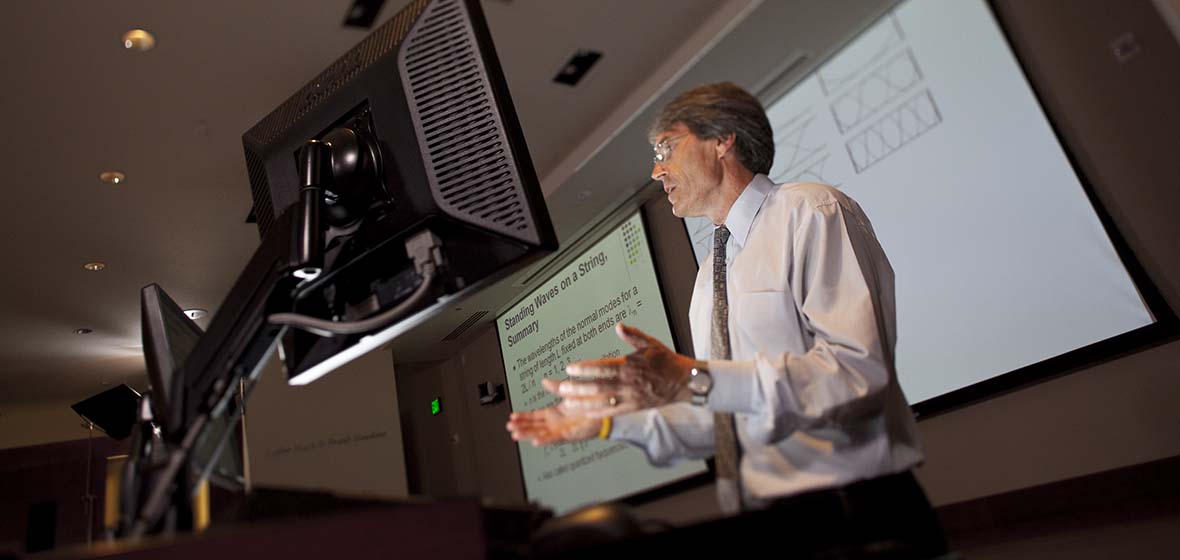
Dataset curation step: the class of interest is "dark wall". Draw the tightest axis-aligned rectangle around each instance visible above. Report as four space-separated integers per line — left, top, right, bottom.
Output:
0 437 126 554
245 350 408 499
396 325 525 506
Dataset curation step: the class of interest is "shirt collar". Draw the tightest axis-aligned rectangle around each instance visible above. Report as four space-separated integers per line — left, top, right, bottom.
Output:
721 173 775 248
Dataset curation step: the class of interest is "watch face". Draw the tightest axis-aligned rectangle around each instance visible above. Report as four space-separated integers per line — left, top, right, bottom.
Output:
689 367 713 395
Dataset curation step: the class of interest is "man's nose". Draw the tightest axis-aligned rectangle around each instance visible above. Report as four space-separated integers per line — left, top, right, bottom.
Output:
651 162 667 181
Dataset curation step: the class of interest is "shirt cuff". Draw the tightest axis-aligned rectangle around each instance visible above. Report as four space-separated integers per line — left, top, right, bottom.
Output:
706 359 757 413
607 410 649 442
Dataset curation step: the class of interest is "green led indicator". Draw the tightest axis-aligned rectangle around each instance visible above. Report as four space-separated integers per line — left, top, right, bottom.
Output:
431 398 442 415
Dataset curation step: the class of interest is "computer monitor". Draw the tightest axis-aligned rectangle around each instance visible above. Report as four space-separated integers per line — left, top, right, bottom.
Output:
241 0 556 386
70 384 141 441
141 284 244 490
141 284 202 435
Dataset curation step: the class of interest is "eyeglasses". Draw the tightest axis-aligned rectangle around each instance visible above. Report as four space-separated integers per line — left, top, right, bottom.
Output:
652 133 691 164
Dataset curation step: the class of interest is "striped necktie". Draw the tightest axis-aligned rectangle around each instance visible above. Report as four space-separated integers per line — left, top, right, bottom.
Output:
712 225 744 514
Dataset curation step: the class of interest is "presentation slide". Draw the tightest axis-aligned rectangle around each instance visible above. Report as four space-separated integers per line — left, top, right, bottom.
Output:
685 0 1155 404
498 213 706 514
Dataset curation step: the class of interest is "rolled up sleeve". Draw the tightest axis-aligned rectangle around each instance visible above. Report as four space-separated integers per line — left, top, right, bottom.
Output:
609 403 716 467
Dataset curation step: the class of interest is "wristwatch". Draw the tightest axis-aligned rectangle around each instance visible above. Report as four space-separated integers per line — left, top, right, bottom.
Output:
687 362 713 406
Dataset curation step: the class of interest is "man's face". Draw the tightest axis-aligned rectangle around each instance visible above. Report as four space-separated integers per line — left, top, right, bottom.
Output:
650 123 723 219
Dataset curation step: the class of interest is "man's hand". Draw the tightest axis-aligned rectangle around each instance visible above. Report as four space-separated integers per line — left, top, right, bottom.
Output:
506 406 602 446
545 323 696 419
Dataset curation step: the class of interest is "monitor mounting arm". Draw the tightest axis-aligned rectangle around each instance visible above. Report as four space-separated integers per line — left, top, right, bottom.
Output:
293 140 331 282
124 137 443 539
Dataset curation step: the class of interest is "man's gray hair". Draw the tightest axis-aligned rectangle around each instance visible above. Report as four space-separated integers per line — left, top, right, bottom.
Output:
649 82 775 175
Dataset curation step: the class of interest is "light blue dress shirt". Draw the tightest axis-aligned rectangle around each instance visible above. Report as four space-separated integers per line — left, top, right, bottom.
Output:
611 173 923 507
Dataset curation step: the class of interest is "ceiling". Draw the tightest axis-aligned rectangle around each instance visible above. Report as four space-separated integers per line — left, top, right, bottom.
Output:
0 0 890 407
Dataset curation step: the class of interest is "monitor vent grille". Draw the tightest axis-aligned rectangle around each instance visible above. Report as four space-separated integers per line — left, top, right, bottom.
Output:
244 0 431 147
401 0 532 239
244 148 275 238
441 310 488 342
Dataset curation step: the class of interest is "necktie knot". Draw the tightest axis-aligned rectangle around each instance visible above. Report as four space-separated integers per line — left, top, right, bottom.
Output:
713 226 731 252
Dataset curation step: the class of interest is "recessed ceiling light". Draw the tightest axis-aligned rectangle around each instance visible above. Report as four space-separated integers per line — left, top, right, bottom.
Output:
183 308 207 320
83 262 106 271
74 328 94 335
122 29 156 51
99 171 126 185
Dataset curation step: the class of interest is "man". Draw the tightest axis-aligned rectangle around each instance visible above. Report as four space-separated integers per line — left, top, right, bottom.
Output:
506 82 945 556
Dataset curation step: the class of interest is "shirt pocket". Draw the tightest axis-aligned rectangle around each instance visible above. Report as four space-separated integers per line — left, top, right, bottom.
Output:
730 290 802 356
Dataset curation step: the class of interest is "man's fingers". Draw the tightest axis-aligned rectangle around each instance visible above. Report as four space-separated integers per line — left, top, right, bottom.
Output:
616 322 652 350
507 420 567 447
507 419 546 432
508 410 551 424
507 409 556 431
541 377 562 396
558 399 629 420
552 378 617 398
566 357 623 379
507 416 543 430
542 376 613 398
508 410 542 421
557 389 630 418
512 429 555 446
507 419 554 443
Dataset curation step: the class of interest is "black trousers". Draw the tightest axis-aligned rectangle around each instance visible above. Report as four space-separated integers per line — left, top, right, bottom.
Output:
580 471 948 559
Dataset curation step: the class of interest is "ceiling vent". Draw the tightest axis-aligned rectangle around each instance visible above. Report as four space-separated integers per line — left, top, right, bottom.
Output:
442 310 489 342
553 50 602 86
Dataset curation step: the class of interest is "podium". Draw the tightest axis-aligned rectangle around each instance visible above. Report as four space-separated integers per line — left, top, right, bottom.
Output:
49 491 544 560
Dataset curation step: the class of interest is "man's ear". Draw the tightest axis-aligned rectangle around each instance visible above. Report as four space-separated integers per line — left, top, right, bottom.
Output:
715 132 736 159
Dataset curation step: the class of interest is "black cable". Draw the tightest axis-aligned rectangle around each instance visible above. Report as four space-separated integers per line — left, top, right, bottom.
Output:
267 263 437 336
